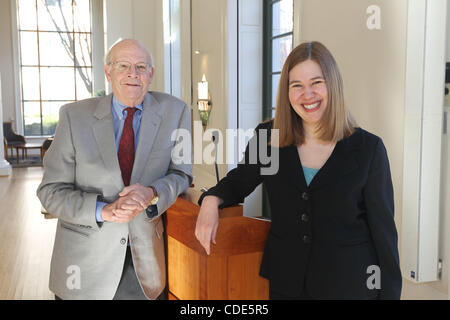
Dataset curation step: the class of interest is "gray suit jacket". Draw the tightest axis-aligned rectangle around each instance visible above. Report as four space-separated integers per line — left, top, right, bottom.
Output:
37 92 193 300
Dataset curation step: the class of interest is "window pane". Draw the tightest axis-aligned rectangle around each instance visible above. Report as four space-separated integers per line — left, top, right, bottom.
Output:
17 0 37 30
40 67 75 100
37 0 73 32
74 33 92 67
21 67 41 100
23 102 41 136
42 101 63 135
272 35 292 72
74 0 91 32
39 31 74 66
76 67 93 99
272 73 280 109
39 32 73 66
20 32 38 65
272 0 293 37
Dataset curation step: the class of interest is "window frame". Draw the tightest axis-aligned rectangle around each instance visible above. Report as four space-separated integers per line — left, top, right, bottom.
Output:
15 0 93 137
262 0 294 122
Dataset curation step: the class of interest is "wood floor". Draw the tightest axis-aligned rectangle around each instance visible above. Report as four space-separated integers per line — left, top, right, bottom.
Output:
0 167 56 300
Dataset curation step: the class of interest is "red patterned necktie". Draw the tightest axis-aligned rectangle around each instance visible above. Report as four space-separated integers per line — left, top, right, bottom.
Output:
118 107 137 186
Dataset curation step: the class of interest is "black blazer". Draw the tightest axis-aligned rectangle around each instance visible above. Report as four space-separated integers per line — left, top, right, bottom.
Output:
199 121 402 299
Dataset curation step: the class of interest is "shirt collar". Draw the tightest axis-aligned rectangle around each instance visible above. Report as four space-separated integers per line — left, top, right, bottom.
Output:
112 95 143 120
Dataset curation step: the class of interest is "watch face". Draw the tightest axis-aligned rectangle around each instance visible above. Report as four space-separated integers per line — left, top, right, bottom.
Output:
146 205 158 219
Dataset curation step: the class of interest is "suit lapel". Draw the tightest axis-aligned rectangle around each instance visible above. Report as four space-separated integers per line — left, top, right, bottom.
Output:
130 92 163 184
308 130 360 191
284 145 308 192
92 94 124 190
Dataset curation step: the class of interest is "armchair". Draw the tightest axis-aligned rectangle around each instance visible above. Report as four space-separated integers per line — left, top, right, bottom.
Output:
3 122 25 161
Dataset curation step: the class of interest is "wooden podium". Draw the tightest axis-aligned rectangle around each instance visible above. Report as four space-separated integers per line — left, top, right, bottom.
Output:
166 190 270 300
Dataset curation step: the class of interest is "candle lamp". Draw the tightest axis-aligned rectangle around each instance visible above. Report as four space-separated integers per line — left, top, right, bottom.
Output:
197 74 212 129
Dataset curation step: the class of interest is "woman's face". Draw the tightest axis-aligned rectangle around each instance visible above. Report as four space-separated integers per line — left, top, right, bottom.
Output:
288 59 328 126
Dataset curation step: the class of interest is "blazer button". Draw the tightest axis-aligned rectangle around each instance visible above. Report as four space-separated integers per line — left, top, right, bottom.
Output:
301 192 309 201
301 214 309 222
303 235 311 244
120 238 127 245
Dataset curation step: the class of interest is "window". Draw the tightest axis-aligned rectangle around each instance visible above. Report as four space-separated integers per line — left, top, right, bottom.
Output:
16 0 93 136
263 0 294 121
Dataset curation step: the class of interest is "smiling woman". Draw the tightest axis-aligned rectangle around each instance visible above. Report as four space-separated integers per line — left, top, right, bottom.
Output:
273 41 356 146
195 41 402 300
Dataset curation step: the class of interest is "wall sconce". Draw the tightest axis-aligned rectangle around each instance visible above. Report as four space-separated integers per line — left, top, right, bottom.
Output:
198 74 212 129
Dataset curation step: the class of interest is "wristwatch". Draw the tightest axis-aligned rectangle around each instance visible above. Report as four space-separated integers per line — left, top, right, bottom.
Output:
146 186 159 219
149 186 159 205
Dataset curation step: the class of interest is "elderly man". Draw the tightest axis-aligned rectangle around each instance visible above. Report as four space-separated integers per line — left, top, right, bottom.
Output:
37 39 192 300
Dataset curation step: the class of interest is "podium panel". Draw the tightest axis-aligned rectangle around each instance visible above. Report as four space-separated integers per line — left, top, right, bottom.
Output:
166 195 270 300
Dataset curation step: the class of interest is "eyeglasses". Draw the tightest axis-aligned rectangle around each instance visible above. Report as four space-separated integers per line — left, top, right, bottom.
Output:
109 61 152 74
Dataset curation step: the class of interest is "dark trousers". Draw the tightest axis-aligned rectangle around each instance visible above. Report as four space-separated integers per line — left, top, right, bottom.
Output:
56 246 167 300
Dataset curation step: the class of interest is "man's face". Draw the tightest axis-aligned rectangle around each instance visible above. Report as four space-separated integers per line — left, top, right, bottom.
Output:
104 42 154 107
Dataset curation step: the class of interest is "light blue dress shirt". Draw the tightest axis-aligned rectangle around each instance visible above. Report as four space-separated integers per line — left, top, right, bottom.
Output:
95 96 143 222
302 165 319 186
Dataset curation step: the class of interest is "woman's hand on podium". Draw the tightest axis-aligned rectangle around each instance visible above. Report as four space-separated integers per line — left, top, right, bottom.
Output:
195 195 222 255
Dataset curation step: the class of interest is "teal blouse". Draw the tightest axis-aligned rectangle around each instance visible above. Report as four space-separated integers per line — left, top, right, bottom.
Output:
302 165 319 186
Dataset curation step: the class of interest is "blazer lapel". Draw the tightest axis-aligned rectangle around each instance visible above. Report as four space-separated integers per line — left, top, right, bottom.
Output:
130 92 163 184
92 94 124 190
308 130 361 191
284 145 308 192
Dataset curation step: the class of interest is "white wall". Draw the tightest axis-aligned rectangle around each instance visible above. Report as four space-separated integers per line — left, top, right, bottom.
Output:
103 0 165 93
446 0 450 107
0 0 16 129
162 0 192 104
91 0 105 94
447 1 450 61
0 74 12 176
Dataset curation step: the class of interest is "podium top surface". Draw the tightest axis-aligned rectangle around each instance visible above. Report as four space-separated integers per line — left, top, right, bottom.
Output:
167 188 270 257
